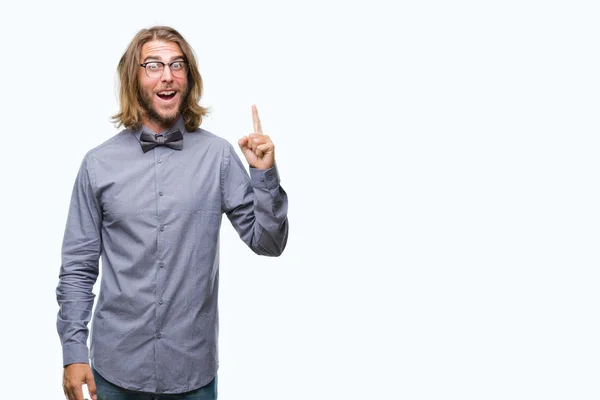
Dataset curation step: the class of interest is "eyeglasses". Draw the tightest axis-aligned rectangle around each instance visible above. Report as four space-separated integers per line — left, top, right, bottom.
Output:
139 61 188 79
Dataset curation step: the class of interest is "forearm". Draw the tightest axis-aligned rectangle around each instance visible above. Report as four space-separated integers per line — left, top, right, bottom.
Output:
56 257 100 366
249 166 289 256
224 162 289 257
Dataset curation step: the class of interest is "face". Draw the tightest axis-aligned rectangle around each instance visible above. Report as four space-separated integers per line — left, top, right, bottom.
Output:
138 40 189 133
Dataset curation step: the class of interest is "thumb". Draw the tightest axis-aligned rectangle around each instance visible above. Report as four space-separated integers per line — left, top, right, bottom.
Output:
86 369 97 400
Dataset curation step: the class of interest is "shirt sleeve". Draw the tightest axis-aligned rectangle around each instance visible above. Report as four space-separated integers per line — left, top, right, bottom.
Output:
56 154 102 366
221 144 289 256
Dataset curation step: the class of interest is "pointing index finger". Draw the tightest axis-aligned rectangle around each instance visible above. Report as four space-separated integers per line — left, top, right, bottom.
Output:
252 104 263 134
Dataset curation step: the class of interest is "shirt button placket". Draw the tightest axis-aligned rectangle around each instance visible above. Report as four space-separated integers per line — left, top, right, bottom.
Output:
155 149 166 347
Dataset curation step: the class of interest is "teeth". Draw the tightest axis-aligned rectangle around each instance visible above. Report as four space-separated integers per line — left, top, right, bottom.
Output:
158 91 175 96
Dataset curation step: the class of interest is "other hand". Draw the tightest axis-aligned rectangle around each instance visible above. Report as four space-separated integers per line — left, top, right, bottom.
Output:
63 363 96 400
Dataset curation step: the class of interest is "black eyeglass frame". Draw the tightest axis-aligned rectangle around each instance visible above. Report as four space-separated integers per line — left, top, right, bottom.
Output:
139 61 189 78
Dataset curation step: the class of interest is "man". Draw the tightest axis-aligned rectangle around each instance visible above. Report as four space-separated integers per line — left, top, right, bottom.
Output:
56 26 289 400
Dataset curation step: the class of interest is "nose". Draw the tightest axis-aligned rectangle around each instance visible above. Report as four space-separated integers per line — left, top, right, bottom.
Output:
161 65 174 82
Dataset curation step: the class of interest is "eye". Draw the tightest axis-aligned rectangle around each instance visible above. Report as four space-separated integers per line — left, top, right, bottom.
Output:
146 62 161 70
171 62 184 70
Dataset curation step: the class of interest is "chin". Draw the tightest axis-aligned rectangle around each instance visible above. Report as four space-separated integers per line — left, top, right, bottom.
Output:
159 110 179 121
158 102 183 118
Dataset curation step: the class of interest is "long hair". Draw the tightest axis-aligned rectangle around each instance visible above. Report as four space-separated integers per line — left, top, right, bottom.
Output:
111 26 208 131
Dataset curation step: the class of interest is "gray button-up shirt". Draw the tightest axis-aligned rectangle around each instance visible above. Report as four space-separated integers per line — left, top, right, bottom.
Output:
56 117 289 394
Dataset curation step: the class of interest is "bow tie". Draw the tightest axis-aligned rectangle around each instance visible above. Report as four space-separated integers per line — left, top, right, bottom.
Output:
139 129 184 153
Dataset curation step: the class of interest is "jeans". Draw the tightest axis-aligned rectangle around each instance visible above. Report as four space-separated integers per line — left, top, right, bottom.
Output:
92 368 217 400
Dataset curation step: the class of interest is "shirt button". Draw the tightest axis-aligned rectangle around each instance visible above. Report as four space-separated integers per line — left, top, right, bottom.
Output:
159 262 164 268
158 299 164 305
157 158 163 163
156 333 162 339
160 226 165 231
159 191 164 196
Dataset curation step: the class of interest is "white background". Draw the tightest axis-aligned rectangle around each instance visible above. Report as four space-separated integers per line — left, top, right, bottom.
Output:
1 0 599 399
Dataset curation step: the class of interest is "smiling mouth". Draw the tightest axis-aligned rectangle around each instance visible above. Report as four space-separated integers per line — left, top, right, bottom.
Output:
157 90 176 100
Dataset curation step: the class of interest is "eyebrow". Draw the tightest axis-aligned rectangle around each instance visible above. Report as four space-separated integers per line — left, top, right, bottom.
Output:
142 55 186 63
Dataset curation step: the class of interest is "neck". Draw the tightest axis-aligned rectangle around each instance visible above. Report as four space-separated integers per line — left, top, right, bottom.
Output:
141 114 180 135
142 120 169 134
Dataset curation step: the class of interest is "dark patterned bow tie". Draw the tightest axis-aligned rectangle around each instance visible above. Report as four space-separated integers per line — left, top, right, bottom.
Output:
139 129 184 153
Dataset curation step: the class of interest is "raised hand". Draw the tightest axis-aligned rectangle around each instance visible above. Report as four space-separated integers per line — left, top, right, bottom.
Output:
238 104 275 170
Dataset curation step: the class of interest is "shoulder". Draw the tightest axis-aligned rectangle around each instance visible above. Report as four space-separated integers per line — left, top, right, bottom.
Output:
186 127 236 153
83 129 136 161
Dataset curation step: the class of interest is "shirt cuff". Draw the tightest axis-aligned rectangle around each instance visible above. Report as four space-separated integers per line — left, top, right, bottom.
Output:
250 165 280 189
62 343 90 367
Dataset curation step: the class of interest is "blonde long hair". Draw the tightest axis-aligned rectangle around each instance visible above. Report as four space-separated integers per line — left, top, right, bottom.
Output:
111 26 208 131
